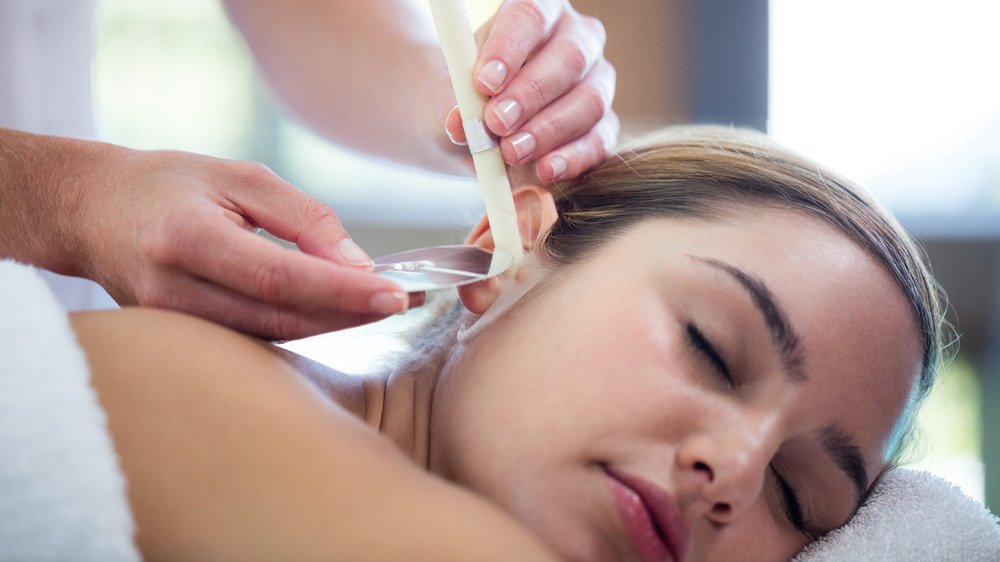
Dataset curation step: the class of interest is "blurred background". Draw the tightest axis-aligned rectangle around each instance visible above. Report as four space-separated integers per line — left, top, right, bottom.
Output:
92 0 999 515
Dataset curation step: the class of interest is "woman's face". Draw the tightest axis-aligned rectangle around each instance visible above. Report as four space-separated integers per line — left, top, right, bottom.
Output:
428 209 922 562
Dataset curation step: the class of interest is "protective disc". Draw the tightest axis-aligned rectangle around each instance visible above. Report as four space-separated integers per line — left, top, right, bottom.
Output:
373 245 513 292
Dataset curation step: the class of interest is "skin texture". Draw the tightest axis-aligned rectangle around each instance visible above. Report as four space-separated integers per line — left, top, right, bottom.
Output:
2 0 617 340
72 307 557 562
0 129 413 340
432 207 923 561
69 194 923 561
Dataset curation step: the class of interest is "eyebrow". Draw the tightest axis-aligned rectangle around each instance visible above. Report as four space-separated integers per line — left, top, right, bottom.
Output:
691 257 807 381
817 424 870 509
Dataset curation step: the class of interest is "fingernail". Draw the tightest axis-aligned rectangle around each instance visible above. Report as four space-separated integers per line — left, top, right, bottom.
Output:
444 105 467 146
337 238 372 267
408 292 426 309
509 132 536 163
492 99 522 134
548 156 567 181
370 291 407 315
478 60 507 94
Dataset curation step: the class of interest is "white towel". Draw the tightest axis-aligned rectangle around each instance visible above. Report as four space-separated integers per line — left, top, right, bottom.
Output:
793 465 1000 560
1 259 997 560
0 260 139 562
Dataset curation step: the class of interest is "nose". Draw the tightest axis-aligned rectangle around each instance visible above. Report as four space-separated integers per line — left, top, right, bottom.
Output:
675 422 779 524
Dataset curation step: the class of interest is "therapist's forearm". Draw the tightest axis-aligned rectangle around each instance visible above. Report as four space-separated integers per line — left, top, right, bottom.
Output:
223 0 472 175
0 128 108 275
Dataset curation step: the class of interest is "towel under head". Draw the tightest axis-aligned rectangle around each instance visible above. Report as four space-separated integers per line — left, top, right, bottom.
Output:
794 467 1000 561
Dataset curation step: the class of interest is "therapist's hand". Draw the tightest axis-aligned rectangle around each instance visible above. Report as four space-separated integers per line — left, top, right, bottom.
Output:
83 148 418 341
443 0 619 183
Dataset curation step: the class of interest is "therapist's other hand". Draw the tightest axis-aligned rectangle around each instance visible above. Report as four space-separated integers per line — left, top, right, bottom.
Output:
444 0 619 183
86 149 416 341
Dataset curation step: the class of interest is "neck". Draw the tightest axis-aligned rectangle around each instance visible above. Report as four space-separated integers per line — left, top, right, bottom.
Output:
367 349 449 468
269 342 447 468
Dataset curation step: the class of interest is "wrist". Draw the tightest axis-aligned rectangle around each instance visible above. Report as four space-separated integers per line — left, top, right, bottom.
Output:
0 128 124 277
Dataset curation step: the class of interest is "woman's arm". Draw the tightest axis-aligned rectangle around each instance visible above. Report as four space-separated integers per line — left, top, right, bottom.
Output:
72 308 556 561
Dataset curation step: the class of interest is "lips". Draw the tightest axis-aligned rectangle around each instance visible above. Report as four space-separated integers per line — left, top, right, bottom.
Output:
605 466 691 562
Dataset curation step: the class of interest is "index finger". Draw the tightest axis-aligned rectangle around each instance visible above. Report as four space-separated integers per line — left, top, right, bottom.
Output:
223 162 373 268
191 221 409 316
474 0 563 95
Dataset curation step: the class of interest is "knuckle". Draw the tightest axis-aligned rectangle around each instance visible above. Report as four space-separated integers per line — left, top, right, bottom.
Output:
600 58 618 93
139 217 186 268
260 310 304 342
136 281 189 314
583 14 607 45
244 160 276 179
580 84 607 123
131 282 161 308
586 113 620 159
535 110 567 145
604 111 622 145
588 58 617 102
521 74 548 108
599 116 620 156
252 261 294 303
559 37 590 80
230 160 279 187
303 197 341 229
510 0 549 36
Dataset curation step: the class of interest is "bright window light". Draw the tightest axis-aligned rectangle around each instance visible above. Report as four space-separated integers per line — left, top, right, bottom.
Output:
769 0 1000 236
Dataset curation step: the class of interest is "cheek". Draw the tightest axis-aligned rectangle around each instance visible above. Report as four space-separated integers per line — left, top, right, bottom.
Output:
690 500 810 562
702 526 809 561
431 288 677 469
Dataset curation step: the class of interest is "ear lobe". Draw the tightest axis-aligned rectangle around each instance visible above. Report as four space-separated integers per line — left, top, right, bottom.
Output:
456 275 502 315
458 185 558 314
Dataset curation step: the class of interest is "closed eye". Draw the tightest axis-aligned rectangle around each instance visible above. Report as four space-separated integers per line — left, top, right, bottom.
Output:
770 464 817 540
686 323 733 386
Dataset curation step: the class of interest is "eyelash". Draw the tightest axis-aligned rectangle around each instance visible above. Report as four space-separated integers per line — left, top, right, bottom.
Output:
771 465 816 539
685 323 734 386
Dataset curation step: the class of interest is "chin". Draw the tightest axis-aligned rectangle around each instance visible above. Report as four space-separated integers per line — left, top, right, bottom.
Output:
525 520 618 562
550 540 613 562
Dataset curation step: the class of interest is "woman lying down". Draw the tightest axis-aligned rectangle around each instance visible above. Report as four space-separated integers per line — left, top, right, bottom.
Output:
71 125 948 561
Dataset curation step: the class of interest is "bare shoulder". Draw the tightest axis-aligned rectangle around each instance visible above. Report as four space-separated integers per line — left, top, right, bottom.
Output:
70 308 555 561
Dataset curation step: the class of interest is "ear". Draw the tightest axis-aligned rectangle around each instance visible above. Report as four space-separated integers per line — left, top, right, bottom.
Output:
458 185 558 314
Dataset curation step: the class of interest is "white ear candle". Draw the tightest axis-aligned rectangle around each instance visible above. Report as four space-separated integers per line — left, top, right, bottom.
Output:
428 0 525 267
